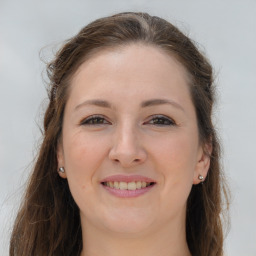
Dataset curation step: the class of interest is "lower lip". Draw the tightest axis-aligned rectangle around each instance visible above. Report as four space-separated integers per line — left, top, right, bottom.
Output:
101 184 156 198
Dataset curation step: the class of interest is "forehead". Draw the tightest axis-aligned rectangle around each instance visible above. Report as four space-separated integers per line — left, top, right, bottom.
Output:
68 44 192 106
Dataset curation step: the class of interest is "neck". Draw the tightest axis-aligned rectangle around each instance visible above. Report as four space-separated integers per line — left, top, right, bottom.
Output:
80 216 191 256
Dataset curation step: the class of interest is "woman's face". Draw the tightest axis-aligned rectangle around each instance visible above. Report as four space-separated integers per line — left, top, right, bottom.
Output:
57 44 210 235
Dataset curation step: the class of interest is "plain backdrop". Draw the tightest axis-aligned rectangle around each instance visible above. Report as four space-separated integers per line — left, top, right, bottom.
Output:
0 0 256 255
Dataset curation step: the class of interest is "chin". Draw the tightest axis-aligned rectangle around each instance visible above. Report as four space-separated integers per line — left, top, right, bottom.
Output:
104 221 154 236
99 209 156 235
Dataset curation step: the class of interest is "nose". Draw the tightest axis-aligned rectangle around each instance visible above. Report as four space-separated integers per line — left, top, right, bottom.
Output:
109 123 147 168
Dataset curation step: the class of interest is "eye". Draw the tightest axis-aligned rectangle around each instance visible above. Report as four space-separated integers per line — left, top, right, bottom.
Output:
146 115 176 126
80 115 110 125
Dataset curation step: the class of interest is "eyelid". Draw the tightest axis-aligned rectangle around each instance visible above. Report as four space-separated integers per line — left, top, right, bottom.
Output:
79 114 176 126
144 114 176 126
80 114 111 125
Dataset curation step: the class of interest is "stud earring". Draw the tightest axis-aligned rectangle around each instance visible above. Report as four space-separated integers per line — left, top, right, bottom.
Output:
59 167 65 173
198 174 204 181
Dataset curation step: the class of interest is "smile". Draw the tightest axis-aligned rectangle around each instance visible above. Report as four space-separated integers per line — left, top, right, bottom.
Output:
100 175 156 198
102 181 155 190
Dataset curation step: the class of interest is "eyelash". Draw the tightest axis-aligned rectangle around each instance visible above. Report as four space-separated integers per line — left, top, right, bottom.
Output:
80 115 110 125
146 115 176 126
80 115 176 126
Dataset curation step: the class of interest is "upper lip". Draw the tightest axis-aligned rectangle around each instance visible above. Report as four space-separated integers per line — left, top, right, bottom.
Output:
100 174 156 183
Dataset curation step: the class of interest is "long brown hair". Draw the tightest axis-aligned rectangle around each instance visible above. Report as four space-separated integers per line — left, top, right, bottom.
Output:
10 12 229 256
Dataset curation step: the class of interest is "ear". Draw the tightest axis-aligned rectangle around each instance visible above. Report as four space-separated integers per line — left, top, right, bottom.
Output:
193 142 212 185
57 141 67 179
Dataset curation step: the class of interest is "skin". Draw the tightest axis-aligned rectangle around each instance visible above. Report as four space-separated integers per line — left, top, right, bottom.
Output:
57 44 210 256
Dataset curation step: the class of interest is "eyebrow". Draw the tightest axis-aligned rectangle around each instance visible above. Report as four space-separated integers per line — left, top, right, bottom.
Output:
140 99 184 112
75 99 112 110
74 98 184 112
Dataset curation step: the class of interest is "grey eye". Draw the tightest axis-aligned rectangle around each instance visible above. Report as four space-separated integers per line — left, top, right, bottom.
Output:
148 115 176 126
81 115 110 125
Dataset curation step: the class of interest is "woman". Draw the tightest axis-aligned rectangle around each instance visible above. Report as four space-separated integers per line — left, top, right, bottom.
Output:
10 12 229 256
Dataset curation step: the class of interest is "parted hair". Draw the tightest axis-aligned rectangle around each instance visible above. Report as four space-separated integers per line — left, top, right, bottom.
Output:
10 12 229 256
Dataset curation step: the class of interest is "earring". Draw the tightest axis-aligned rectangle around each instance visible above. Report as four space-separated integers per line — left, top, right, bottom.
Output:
59 167 65 173
198 174 204 181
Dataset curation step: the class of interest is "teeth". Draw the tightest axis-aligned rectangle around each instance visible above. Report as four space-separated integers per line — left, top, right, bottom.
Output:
136 181 142 189
104 181 153 190
141 181 147 188
114 181 119 189
119 182 128 190
127 182 136 190
107 181 114 188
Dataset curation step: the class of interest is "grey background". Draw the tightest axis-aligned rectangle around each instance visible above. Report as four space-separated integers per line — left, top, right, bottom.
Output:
0 0 255 255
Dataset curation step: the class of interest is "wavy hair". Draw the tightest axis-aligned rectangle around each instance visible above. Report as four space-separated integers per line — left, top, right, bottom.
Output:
10 12 229 256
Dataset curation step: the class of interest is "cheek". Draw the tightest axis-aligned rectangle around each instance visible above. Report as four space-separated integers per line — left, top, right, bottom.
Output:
62 131 108 184
62 131 109 211
153 132 197 169
149 132 198 192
